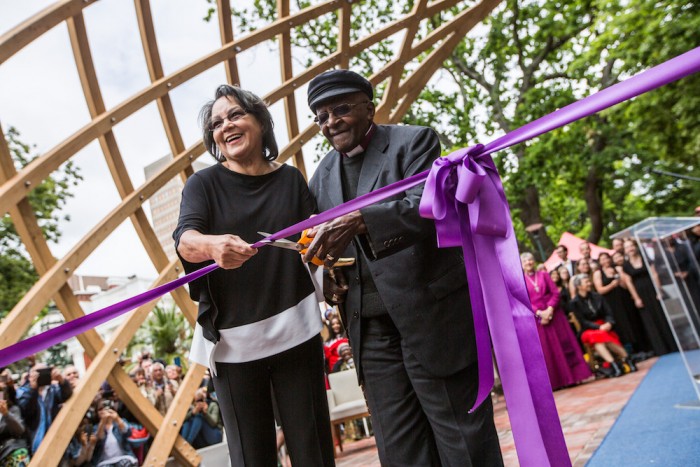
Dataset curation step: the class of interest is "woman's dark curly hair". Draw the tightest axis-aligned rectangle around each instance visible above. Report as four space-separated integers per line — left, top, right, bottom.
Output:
199 85 278 162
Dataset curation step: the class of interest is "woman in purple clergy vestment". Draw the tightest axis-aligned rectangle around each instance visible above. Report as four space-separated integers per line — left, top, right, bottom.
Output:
521 253 592 389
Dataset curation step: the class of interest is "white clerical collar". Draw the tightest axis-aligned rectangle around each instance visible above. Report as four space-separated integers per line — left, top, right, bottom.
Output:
342 123 376 158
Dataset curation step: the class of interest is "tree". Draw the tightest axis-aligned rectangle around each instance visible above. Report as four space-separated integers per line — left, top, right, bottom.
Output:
0 127 82 317
204 0 700 253
128 302 192 368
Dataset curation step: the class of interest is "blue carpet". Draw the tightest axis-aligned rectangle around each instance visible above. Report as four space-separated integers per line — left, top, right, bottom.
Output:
587 352 700 466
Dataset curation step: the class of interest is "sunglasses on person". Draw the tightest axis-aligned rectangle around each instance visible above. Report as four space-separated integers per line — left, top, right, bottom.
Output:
314 101 369 126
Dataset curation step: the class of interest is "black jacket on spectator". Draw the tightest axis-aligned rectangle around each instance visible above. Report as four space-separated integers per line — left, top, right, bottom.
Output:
570 292 616 333
0 404 28 461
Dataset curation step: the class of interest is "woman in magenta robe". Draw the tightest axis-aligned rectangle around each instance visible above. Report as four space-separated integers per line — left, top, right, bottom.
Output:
521 253 592 389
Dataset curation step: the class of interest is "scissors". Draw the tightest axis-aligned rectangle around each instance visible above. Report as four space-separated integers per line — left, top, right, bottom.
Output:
258 231 325 266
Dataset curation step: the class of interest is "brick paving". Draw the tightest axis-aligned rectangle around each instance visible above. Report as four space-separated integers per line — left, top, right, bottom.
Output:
332 358 655 466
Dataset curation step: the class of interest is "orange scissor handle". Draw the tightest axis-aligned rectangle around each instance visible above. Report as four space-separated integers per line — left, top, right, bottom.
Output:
299 229 324 266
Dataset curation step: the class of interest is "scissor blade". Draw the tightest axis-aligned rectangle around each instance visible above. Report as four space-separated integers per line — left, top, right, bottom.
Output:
257 232 301 251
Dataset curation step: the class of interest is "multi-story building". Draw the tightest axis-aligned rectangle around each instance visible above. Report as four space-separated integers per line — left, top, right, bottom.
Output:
143 155 210 259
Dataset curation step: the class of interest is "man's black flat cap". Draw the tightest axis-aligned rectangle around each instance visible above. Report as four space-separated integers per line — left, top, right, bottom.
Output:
307 69 373 112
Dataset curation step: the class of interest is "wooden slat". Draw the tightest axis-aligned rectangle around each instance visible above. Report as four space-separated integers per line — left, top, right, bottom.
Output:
0 142 206 349
29 259 200 467
65 12 197 322
66 14 166 264
1 1 506 465
0 0 483 213
338 0 351 68
143 364 207 466
0 126 106 358
0 0 341 213
216 0 240 85
375 0 428 123
133 0 190 177
0 0 98 65
277 0 307 178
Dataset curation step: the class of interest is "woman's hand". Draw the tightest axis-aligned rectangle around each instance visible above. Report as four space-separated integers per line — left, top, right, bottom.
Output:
599 322 613 332
208 234 257 269
536 309 552 325
634 297 644 309
0 399 8 416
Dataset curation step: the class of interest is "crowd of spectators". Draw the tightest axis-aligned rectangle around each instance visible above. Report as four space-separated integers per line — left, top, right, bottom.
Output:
0 351 222 466
4 215 698 464
524 223 700 386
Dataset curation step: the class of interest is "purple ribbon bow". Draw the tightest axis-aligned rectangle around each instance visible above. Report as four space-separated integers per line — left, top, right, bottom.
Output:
420 145 569 465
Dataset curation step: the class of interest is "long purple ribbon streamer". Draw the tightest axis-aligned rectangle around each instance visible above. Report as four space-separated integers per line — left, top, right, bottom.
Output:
1 45 699 464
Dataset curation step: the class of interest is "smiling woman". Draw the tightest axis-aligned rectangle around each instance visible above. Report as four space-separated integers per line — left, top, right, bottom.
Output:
172 85 334 466
199 85 277 172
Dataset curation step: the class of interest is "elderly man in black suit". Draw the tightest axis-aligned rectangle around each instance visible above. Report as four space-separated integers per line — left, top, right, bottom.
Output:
303 69 503 466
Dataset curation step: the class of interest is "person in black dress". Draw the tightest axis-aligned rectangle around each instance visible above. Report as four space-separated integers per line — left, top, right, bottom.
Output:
593 252 646 352
174 85 334 466
622 240 677 356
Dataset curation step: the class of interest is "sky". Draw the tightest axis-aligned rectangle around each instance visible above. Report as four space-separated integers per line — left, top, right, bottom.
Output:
0 0 324 279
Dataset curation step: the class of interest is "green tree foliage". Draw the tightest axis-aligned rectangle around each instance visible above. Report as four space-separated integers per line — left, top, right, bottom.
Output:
128 302 192 367
204 0 699 254
0 127 82 317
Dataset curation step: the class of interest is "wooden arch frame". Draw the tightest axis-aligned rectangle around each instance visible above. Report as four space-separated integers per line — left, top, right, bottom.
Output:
0 0 502 465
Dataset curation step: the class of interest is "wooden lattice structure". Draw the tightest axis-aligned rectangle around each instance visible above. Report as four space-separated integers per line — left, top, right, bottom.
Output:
0 0 501 465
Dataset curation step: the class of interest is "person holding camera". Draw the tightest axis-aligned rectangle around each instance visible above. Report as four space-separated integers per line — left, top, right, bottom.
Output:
0 369 30 465
150 363 177 416
91 399 137 467
180 388 223 449
16 363 72 454
62 414 97 467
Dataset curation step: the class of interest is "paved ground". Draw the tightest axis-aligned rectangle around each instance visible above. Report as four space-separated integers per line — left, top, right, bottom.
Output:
329 358 655 467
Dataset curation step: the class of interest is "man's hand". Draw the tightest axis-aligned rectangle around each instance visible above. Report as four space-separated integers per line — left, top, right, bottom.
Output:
28 370 38 390
325 268 349 305
303 211 366 268
51 367 63 384
208 234 257 269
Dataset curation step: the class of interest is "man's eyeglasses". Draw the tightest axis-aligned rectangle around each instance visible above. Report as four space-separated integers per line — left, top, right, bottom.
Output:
314 101 369 127
210 109 247 132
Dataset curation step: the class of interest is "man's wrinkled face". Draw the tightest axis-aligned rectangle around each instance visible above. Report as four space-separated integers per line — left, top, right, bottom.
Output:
316 92 374 154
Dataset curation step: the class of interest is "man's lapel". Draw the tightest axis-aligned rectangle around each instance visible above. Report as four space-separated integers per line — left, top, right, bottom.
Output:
323 151 344 207
357 126 389 196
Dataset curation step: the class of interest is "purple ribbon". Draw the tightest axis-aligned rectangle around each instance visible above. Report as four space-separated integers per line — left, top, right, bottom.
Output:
420 145 567 465
1 45 699 466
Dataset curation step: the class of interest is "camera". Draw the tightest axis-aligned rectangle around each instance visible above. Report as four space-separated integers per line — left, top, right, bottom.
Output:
36 367 53 387
85 407 97 424
100 399 113 411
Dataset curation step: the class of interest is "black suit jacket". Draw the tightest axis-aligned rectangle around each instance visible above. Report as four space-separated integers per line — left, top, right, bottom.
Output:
309 124 476 379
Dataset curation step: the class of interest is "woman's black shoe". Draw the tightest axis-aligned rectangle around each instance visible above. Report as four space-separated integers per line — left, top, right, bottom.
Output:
625 357 638 372
610 361 624 378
